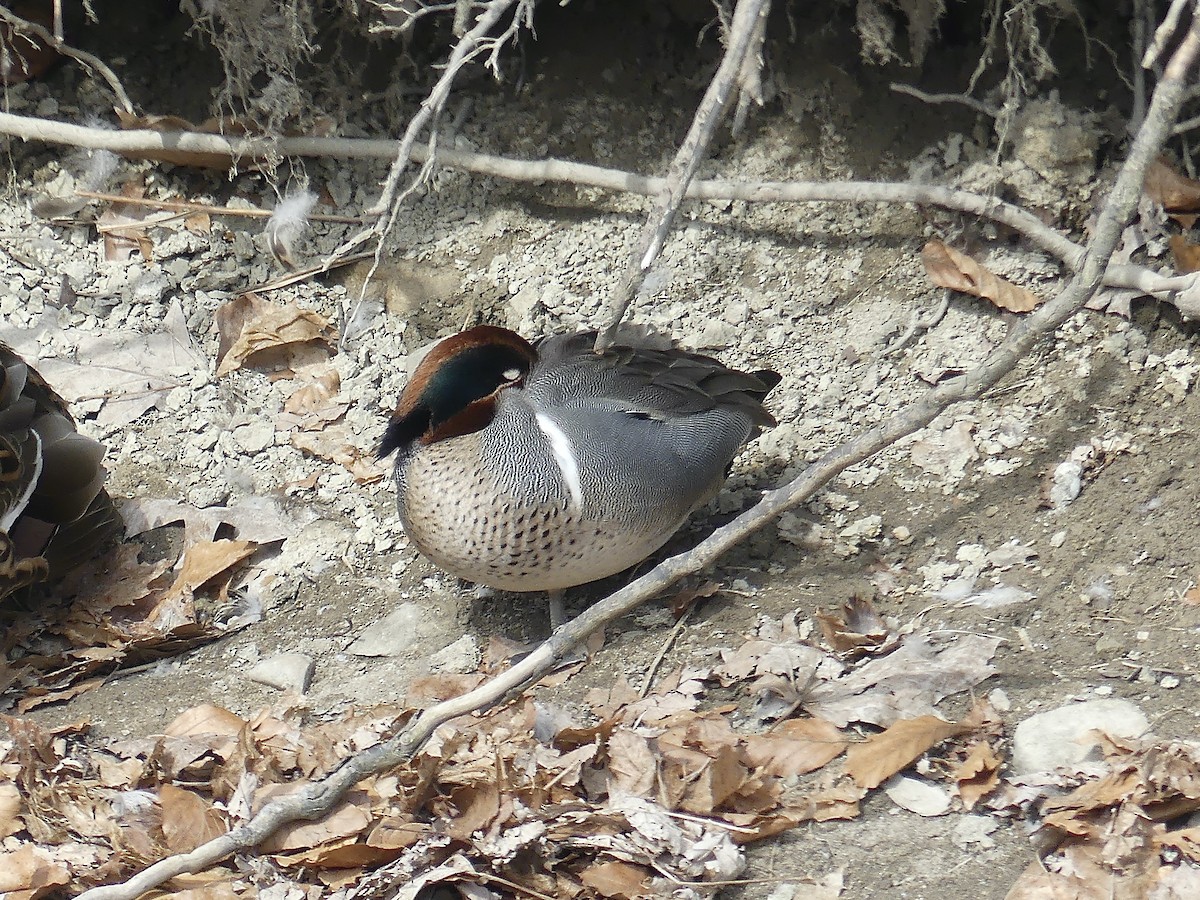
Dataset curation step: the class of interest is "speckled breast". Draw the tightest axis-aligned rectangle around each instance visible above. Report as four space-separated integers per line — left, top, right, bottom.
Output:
395 435 680 592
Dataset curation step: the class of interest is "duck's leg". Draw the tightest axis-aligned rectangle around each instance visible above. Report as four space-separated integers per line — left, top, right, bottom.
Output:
548 590 567 631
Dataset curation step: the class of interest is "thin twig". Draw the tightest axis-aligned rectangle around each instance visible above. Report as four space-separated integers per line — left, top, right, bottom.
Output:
73 190 365 224
889 83 1002 118
335 0 528 343
596 0 772 351
638 606 694 698
75 20 1200 900
883 289 953 357
1143 0 1191 69
0 5 133 114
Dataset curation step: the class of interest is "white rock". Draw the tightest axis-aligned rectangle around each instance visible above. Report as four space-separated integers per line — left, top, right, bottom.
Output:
246 652 315 693
883 775 951 817
428 635 482 674
232 421 275 454
1011 699 1150 774
349 602 428 657
953 815 999 849
988 688 1012 712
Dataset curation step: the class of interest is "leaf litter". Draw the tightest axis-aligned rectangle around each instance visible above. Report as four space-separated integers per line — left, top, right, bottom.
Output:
0 597 1017 896
7 592 1193 896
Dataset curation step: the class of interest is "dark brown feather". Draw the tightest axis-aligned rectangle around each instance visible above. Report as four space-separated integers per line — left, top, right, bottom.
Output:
0 343 120 601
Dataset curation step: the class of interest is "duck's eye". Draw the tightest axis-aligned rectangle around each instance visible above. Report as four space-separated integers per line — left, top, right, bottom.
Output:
502 367 522 382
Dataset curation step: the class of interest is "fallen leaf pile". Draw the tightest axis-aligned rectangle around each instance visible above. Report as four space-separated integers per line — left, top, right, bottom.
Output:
1 493 302 713
996 735 1200 897
0 600 1012 897
0 536 263 713
5 598 1190 897
214 293 385 484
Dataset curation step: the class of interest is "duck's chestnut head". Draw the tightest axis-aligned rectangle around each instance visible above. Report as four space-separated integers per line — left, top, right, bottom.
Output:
378 325 535 458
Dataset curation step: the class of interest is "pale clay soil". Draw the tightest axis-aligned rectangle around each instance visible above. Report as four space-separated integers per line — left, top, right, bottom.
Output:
3 6 1200 899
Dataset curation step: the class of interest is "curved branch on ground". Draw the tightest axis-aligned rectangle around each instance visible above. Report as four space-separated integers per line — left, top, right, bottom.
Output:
73 16 1200 900
1 110 1192 317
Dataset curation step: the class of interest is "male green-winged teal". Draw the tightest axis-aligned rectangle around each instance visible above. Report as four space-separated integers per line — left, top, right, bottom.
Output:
378 326 780 623
0 343 119 602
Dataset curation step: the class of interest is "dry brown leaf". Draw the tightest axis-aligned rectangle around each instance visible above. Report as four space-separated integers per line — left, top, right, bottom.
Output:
580 860 652 899
0 844 71 896
607 730 659 797
669 580 719 619
921 240 1043 313
680 743 748 814
160 540 257 604
407 673 487 702
160 784 228 853
165 881 244 900
0 781 21 839
1003 844 1150 900
165 703 248 739
815 593 896 659
741 718 848 778
215 293 336 378
291 427 387 484
445 780 501 840
845 715 967 789
1144 156 1200 212
184 211 212 234
1169 234 1200 273
284 366 342 415
954 740 1003 810
98 180 155 262
260 797 371 854
271 838 407 870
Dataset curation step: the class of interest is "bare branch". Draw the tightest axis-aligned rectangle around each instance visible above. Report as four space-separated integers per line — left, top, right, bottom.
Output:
595 0 772 351
0 5 133 114
334 0 530 344
889 82 1001 118
72 190 365 223
2 110 1197 315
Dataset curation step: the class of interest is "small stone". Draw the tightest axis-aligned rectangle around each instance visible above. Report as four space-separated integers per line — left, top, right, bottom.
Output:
1049 530 1067 548
883 775 951 817
246 652 314 693
232 421 275 454
1011 699 1150 774
953 815 999 849
1095 634 1123 654
428 635 481 674
349 602 427 657
987 688 1011 712
1161 675 1181 689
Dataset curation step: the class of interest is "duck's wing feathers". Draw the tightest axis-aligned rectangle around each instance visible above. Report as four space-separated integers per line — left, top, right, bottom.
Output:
529 330 779 427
